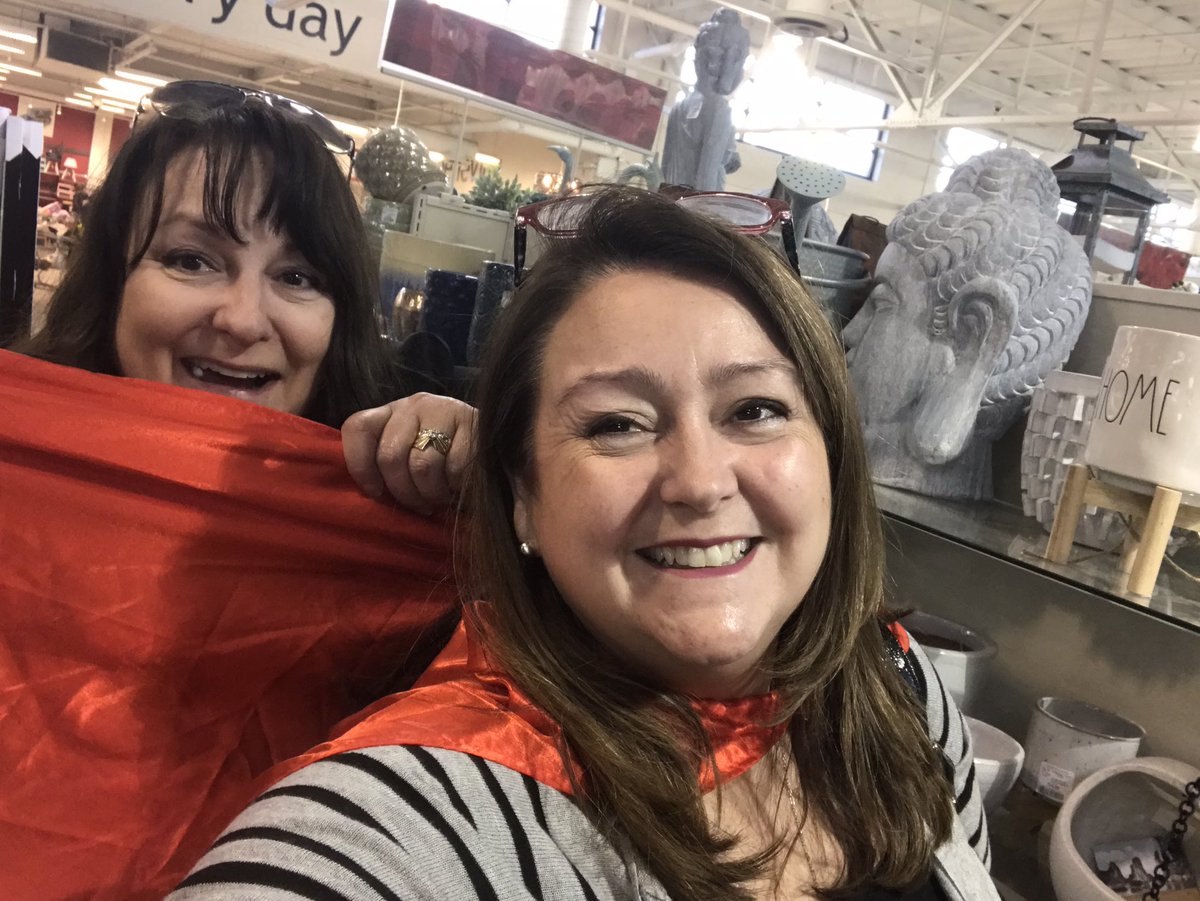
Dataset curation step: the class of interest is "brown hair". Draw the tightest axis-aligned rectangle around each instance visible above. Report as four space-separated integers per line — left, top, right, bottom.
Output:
464 187 952 899
14 95 395 427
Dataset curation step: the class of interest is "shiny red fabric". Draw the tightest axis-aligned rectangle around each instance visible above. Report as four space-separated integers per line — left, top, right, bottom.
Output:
0 350 457 900
261 610 788 799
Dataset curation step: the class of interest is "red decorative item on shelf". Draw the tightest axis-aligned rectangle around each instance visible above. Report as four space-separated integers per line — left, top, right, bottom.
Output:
1137 239 1192 289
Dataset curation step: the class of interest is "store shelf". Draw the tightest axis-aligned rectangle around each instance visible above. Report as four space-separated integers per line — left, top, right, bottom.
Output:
875 483 1200 632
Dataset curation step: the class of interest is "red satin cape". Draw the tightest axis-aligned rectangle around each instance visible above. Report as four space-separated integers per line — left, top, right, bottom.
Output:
258 618 913 799
259 610 790 800
0 350 457 900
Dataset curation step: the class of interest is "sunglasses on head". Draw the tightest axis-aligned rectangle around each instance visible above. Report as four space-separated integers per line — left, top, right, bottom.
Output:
134 80 356 167
513 188 798 285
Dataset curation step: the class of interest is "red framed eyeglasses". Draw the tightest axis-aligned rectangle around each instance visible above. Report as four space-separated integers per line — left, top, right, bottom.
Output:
513 189 798 284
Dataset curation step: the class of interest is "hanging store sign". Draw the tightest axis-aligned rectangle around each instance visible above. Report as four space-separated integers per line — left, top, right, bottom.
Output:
90 0 384 68
380 0 666 151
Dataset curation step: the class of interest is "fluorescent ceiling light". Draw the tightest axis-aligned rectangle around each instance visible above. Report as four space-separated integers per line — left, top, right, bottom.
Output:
99 103 131 115
85 90 139 111
473 152 500 166
74 91 93 100
0 42 27 54
86 86 143 106
0 28 37 45
1194 132 1200 153
427 150 445 163
114 69 169 87
63 97 93 108
0 61 40 76
98 77 150 102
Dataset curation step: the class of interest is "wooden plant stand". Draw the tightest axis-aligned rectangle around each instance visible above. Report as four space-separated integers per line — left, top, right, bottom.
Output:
1045 463 1200 598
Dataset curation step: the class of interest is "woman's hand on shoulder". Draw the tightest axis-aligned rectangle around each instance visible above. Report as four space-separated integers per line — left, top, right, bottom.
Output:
341 393 476 515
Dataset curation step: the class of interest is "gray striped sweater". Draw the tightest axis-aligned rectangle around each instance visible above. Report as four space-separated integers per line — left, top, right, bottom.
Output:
170 639 999 900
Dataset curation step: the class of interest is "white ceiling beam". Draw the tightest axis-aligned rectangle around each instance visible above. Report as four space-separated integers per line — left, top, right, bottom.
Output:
1149 126 1200 195
740 108 1200 132
1079 0 1115 115
919 0 955 115
844 0 916 109
930 0 1050 109
892 0 1153 100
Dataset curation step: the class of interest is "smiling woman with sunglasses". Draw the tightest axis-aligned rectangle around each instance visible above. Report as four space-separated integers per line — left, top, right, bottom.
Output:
15 79 473 509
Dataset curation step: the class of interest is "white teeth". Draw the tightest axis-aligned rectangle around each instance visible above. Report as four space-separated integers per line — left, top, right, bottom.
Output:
188 361 273 382
647 539 750 569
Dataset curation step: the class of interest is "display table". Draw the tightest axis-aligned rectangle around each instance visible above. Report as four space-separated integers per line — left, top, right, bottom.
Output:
990 784 1060 900
878 485 1200 899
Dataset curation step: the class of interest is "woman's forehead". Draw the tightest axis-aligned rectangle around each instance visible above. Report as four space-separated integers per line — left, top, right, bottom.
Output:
134 148 284 247
538 270 797 394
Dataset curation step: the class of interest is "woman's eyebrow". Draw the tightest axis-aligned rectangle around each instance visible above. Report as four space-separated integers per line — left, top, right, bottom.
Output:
556 367 668 408
153 213 231 239
706 358 797 386
555 358 798 409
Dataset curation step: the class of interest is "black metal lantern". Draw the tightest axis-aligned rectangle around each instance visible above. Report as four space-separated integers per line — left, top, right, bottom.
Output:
1051 118 1169 285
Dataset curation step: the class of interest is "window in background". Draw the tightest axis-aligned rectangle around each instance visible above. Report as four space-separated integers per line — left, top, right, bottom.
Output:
1150 199 1199 253
934 127 1004 191
435 0 566 48
588 2 604 51
731 36 888 181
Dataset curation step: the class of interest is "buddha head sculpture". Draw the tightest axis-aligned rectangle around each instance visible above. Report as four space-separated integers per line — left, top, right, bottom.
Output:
693 8 750 97
844 148 1093 499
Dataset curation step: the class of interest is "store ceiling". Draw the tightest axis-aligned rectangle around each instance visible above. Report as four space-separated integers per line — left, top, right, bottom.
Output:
0 0 1196 203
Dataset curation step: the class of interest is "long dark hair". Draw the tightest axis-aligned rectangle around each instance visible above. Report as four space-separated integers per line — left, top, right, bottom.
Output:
464 187 952 898
16 95 392 427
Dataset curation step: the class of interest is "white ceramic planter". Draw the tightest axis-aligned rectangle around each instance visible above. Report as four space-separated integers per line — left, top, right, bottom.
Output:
1050 756 1200 901
964 716 1025 813
1020 697 1144 803
1085 326 1200 501
1020 370 1126 549
899 611 996 714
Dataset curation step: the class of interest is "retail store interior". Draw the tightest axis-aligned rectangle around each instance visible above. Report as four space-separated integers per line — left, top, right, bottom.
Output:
0 1 1198 899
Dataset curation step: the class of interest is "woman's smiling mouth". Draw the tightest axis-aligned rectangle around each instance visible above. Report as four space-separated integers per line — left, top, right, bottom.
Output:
180 357 281 392
638 538 759 570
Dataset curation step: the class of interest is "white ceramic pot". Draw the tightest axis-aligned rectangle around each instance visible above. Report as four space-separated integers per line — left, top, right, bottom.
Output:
1020 370 1127 549
1085 326 1200 499
964 716 1025 813
898 612 996 714
1020 698 1145 803
1050 756 1200 901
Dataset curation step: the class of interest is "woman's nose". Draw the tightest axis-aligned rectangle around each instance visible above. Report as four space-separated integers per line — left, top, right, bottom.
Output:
657 424 738 513
210 276 272 344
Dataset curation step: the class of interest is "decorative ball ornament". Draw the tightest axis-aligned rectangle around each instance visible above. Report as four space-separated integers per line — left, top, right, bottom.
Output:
354 125 447 202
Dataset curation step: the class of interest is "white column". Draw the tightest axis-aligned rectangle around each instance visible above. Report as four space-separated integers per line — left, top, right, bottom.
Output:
559 0 592 53
88 111 113 182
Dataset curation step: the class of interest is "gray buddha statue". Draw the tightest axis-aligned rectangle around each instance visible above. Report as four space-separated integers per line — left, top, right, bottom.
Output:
844 148 1093 500
662 8 749 191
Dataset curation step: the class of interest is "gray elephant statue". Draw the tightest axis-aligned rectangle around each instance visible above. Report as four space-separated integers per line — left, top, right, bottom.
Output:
662 8 749 191
844 148 1093 500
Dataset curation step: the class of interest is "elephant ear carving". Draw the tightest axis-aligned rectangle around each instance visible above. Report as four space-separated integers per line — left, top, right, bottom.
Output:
909 277 1019 465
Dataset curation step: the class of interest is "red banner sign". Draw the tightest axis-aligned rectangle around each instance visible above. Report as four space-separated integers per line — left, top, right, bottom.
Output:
381 0 666 150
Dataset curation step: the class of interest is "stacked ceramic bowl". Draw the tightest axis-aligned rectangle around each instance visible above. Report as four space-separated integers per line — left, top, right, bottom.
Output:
796 239 872 331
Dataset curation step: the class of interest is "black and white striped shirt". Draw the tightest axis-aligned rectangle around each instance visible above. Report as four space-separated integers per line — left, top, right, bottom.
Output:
171 640 996 901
